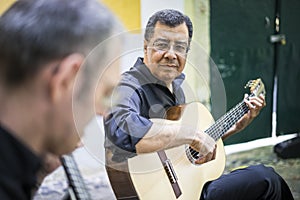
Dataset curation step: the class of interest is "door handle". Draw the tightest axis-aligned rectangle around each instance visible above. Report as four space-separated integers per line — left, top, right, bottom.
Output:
270 34 286 45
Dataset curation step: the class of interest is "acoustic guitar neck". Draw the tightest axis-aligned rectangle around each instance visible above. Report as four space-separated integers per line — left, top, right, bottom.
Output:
60 154 91 200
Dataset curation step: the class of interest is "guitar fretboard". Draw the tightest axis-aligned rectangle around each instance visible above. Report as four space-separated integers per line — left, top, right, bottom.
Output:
61 154 91 200
205 99 249 141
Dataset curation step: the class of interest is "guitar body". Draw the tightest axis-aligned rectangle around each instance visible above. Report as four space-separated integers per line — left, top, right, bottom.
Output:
127 102 225 200
106 102 226 200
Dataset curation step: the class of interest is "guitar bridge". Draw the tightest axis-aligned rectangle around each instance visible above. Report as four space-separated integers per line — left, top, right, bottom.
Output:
157 151 182 198
163 159 178 184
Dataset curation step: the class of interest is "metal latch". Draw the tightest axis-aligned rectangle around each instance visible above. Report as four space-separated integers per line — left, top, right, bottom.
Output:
270 34 286 45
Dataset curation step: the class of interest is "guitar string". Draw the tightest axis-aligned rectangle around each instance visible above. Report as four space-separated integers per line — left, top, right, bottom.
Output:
188 100 250 159
209 102 248 140
192 102 248 158
64 157 86 196
186 80 263 159
188 80 265 160
206 102 246 139
188 101 247 158
62 155 91 199
188 102 248 159
207 92 254 140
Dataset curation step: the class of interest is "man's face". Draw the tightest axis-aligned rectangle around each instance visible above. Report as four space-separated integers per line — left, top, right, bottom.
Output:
144 22 189 85
45 50 120 155
95 60 121 116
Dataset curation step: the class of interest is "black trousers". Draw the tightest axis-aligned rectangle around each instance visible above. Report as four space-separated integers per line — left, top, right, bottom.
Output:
200 164 294 200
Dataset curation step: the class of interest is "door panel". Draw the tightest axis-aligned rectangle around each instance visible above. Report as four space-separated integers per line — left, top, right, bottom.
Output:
210 0 275 144
277 0 300 135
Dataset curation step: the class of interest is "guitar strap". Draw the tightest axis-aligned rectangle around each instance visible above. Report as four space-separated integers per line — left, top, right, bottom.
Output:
157 150 182 198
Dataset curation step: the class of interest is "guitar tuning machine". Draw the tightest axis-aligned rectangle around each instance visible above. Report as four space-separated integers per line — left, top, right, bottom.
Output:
245 79 262 93
244 80 254 89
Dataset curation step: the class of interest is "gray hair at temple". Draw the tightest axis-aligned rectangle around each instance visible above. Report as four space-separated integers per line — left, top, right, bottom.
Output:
144 9 193 46
0 0 120 89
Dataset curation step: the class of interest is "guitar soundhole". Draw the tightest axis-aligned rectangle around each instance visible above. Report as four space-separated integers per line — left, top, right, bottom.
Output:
186 146 202 165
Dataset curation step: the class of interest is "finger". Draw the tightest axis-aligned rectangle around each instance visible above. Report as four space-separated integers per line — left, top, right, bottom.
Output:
247 105 260 117
244 98 255 109
195 155 207 164
250 100 263 109
245 99 262 115
212 145 217 160
249 96 264 106
196 147 216 164
250 95 266 108
200 133 216 153
206 152 213 162
259 93 265 100
259 94 267 106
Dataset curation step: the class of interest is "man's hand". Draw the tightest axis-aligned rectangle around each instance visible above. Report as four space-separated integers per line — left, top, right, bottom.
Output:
223 94 266 140
195 145 217 165
190 131 216 164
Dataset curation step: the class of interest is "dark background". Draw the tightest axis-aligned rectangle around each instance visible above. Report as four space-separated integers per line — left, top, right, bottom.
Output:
210 0 300 144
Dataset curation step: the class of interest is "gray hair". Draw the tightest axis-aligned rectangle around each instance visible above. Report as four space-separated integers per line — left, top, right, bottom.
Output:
0 0 119 88
144 9 193 45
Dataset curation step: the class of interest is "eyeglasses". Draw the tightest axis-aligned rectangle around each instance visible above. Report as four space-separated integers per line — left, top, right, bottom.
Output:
152 40 189 55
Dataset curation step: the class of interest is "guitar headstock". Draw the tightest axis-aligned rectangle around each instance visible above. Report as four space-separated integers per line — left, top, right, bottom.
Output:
244 78 266 98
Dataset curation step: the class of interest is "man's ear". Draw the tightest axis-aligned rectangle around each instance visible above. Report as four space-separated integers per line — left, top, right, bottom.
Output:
143 40 148 53
49 53 84 103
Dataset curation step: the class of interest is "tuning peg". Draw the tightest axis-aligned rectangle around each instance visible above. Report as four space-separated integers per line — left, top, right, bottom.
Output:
244 80 254 88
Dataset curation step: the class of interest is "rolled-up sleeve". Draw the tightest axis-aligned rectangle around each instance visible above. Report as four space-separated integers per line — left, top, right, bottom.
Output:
104 83 152 156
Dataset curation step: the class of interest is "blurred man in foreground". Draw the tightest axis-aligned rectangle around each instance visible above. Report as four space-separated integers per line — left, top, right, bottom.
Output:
0 0 120 199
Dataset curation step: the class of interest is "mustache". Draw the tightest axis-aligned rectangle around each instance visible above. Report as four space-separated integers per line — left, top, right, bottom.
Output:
159 61 179 66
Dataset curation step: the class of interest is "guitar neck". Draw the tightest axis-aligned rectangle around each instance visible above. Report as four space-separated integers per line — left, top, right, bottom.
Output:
60 154 91 200
205 100 249 141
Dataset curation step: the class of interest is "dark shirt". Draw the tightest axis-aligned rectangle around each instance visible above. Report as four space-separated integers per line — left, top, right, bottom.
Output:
104 57 185 162
0 125 41 200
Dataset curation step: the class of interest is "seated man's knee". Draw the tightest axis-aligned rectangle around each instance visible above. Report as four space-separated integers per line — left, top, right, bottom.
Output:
248 164 280 183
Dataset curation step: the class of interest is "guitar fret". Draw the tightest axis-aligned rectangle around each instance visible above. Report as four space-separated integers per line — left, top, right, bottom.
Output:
61 154 92 200
205 101 249 141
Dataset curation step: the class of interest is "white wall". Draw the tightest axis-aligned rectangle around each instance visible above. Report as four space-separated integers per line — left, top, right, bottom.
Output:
141 0 185 28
